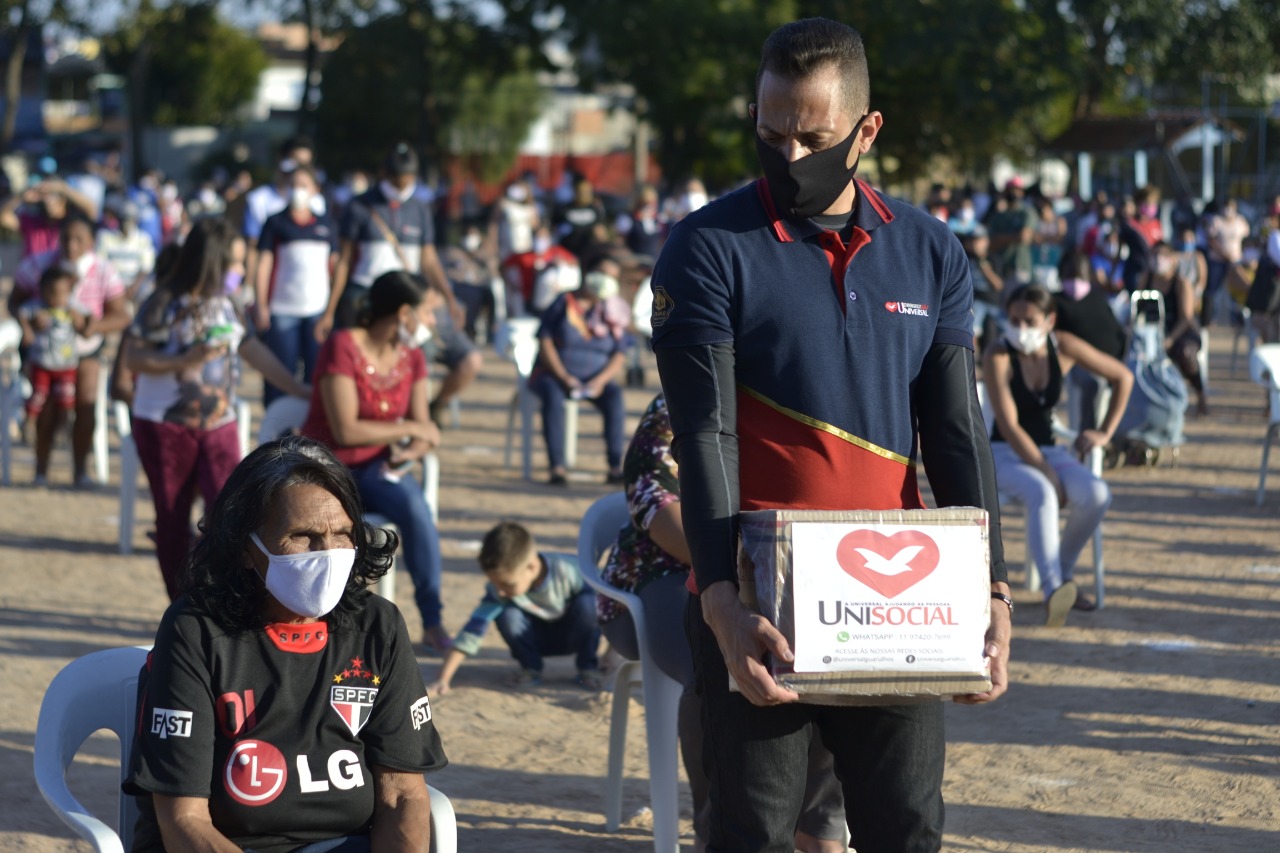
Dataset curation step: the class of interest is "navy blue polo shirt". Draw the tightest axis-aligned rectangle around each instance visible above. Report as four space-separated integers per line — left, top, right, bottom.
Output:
258 209 339 317
340 187 435 287
650 179 974 513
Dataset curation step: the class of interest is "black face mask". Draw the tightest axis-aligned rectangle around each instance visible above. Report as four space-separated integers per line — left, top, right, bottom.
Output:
755 114 868 220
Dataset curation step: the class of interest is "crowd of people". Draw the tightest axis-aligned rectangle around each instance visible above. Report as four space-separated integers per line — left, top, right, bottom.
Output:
4 17 1280 848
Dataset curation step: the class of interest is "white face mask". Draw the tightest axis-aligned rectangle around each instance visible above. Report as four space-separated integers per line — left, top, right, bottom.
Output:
380 179 416 203
583 271 619 300
250 533 355 618
290 187 312 212
532 236 552 254
65 254 93 278
399 319 432 348
462 233 482 253
1006 324 1048 354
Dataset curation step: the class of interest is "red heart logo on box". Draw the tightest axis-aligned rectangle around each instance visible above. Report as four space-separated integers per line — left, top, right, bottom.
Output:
836 529 940 598
884 302 898 312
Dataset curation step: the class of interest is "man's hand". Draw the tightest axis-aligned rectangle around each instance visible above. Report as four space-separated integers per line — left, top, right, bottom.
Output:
701 581 799 707
955 582 1012 705
426 679 451 698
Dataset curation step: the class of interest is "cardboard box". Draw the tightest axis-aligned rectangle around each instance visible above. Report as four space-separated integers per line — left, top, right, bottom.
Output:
735 507 993 704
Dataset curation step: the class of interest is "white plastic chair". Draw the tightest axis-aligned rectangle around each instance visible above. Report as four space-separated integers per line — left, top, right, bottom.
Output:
1248 344 1280 506
496 317 581 480
117 400 251 555
255 396 440 604
34 646 458 853
976 380 1106 607
577 492 681 853
0 318 24 486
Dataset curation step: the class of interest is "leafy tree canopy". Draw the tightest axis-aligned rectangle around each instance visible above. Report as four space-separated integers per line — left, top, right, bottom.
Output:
103 2 267 127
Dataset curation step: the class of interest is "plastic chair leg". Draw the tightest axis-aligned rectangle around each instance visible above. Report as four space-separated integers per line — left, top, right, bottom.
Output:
1258 425 1277 507
92 368 109 484
605 661 639 832
638 657 682 853
503 391 518 469
119 436 138 555
564 399 580 468
520 384 535 481
424 453 440 526
0 386 12 487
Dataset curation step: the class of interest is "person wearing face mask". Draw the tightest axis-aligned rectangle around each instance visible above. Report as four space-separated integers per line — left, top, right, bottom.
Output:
617 184 666 258
125 218 310 598
1130 187 1163 246
124 435 447 853
301 270 452 653
97 198 157 300
530 256 633 485
553 174 608 260
254 165 341 406
649 19 1011 851
1204 197 1251 325
241 136 320 258
985 285 1132 626
1053 251 1128 433
501 224 581 316
11 215 131 486
489 178 541 264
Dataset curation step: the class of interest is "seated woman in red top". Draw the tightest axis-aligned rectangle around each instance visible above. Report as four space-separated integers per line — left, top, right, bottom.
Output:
301 270 451 652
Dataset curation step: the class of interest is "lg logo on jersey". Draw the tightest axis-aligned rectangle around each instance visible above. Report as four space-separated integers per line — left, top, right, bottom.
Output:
223 739 365 806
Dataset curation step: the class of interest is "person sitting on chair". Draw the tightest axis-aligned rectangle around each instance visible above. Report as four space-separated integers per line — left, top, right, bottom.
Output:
984 284 1133 626
529 256 633 485
124 436 447 853
300 270 452 654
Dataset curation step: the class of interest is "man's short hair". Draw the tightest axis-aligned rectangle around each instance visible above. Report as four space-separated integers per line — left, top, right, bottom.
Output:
383 142 420 177
479 522 535 574
38 264 75 294
280 136 314 160
756 18 870 117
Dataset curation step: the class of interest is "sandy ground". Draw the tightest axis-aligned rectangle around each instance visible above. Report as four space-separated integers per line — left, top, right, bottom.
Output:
1 330 1278 852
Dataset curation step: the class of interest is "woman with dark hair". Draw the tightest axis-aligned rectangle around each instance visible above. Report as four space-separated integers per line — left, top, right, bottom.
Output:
124 217 310 599
125 436 447 853
300 269 450 652
984 284 1132 627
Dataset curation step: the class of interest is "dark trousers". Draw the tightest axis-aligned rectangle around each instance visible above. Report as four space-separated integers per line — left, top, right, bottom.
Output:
529 373 626 471
132 418 241 600
686 597 945 853
495 588 601 672
260 313 321 406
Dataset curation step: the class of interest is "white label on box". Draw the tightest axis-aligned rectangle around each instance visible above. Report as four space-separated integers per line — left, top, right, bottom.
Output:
790 522 989 674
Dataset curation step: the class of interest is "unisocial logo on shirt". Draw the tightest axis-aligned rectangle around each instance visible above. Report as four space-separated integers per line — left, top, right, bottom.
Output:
651 286 674 327
224 739 288 806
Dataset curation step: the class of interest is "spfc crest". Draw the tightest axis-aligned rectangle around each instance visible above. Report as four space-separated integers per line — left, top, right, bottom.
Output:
330 657 380 736
331 684 378 736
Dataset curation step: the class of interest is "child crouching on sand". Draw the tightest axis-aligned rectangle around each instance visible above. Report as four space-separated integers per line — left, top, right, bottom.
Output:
428 522 603 693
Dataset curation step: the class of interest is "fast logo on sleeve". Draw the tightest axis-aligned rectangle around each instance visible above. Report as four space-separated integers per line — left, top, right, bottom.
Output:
330 656 380 736
150 707 193 739
409 695 432 731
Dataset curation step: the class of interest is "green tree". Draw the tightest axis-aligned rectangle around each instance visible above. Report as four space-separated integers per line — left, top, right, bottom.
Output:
103 2 267 127
314 10 541 179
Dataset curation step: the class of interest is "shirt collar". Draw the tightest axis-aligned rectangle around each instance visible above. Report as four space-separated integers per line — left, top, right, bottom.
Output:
755 177 895 243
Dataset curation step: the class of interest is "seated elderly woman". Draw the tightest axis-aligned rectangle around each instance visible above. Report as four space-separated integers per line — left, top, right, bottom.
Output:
125 436 447 853
530 256 633 485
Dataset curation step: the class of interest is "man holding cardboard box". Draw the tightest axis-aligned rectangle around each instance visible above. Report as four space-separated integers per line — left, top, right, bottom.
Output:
649 17 1013 853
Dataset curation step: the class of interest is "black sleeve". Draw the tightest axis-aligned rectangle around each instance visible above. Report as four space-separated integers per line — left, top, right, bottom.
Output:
916 341 1008 584
655 342 739 592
